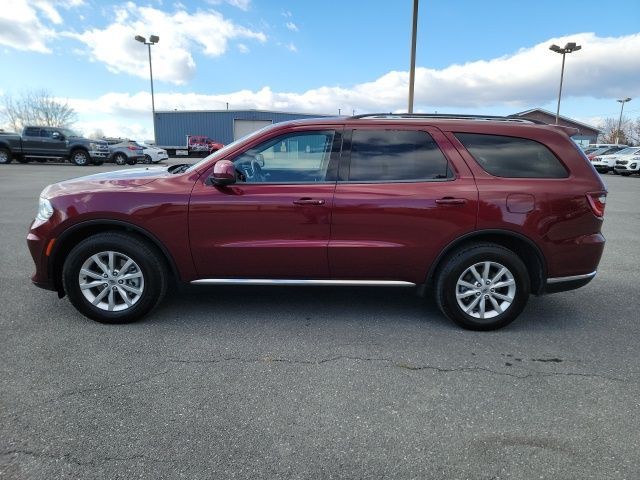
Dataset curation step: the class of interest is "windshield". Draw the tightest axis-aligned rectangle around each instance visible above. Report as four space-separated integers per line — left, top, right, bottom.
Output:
614 147 640 156
185 125 275 173
60 128 82 138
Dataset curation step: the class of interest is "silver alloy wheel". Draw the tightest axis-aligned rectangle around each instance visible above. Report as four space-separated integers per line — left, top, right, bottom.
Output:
73 151 88 165
78 251 144 312
455 261 516 320
0 150 8 163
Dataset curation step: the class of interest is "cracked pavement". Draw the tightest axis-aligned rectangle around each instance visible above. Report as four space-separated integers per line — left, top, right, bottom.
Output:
1 162 639 479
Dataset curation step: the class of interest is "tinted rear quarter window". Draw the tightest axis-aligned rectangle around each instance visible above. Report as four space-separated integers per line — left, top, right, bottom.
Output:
349 129 451 181
455 133 568 178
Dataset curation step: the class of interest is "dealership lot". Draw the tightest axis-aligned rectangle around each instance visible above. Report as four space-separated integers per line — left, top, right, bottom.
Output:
1 162 639 479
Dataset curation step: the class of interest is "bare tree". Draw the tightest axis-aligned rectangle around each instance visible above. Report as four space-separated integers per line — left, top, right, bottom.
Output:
88 128 105 140
1 90 77 132
597 116 633 144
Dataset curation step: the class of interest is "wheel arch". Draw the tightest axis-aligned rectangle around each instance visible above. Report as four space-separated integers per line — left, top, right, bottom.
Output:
50 219 180 295
426 229 546 295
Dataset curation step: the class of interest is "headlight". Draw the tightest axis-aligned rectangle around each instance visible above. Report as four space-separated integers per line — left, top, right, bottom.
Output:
631 163 637 169
36 197 54 221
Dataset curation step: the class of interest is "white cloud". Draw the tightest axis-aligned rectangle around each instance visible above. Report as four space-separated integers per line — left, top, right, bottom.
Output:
0 0 83 52
285 21 298 32
237 43 249 54
65 32 640 140
68 3 266 85
284 42 298 53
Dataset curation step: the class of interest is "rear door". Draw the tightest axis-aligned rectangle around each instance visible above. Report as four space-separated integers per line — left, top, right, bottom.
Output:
329 126 478 283
22 127 43 155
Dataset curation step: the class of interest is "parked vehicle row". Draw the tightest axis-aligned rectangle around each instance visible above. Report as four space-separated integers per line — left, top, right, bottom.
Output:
158 135 224 157
0 128 169 166
28 113 607 331
591 146 640 173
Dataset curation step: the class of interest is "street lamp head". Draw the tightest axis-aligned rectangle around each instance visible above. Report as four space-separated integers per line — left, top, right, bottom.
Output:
134 35 146 43
149 35 160 44
617 97 632 103
549 44 561 53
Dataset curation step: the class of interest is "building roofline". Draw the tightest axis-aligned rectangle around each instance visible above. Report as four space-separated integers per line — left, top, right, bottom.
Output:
513 108 601 132
155 108 333 117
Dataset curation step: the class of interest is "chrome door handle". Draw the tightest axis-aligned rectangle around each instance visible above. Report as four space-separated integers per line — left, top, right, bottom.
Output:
435 197 467 205
293 198 325 206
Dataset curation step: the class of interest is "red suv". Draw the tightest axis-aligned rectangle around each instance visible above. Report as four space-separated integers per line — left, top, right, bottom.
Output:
27 114 607 330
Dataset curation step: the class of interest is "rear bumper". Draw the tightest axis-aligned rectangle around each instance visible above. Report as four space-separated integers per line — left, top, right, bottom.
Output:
544 271 596 294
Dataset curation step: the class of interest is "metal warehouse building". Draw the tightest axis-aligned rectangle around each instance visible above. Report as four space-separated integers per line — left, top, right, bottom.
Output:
154 109 330 147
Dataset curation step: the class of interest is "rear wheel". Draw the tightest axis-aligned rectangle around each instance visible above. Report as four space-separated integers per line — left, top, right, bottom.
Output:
142 154 153 164
114 153 127 165
435 244 530 330
0 148 12 164
126 156 138 165
62 233 168 324
70 150 90 166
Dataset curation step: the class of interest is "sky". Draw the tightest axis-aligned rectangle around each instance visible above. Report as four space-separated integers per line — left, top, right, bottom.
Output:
1 0 639 142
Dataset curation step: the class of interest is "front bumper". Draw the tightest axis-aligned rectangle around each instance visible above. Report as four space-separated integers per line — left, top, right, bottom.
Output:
27 228 56 291
89 150 109 159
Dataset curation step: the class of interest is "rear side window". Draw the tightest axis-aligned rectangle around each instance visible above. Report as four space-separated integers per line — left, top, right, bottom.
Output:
348 130 451 182
24 128 40 136
455 133 568 178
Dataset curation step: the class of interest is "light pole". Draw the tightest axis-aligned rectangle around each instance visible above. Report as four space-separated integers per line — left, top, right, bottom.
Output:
135 34 159 143
616 97 632 144
408 0 419 113
549 42 581 124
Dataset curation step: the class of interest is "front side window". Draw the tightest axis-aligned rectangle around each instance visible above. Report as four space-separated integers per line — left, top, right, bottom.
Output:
232 130 336 183
347 129 451 182
455 133 568 178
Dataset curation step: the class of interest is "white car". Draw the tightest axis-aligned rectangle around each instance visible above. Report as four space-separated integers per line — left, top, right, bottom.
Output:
614 153 640 176
592 147 640 174
140 144 169 164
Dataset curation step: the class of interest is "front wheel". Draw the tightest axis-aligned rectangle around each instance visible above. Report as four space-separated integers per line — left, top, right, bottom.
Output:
435 244 530 331
142 154 153 164
70 150 90 166
62 233 168 324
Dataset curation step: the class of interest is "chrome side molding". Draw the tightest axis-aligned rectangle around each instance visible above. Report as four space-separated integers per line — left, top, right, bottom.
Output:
190 279 416 287
547 271 596 284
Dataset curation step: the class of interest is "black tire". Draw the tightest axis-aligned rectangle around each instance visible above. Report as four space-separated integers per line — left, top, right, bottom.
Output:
0 148 12 164
435 243 530 331
92 158 104 166
126 156 138 165
70 149 90 166
62 232 168 324
142 154 153 164
114 153 127 165
620 172 631 177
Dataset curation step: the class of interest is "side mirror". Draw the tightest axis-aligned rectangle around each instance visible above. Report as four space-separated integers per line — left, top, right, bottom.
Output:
210 160 236 186
52 131 64 140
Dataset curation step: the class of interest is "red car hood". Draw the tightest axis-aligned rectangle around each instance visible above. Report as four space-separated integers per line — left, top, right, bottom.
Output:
43 167 169 196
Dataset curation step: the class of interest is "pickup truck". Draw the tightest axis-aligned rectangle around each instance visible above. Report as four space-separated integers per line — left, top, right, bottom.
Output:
0 126 109 166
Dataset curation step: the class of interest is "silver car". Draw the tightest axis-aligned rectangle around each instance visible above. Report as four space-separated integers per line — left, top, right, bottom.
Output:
103 138 145 165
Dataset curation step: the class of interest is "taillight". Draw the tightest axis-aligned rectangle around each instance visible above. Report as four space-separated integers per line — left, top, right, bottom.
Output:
127 146 139 151
586 192 607 218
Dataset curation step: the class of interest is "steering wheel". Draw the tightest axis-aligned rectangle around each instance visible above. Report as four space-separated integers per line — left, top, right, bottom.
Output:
237 156 265 182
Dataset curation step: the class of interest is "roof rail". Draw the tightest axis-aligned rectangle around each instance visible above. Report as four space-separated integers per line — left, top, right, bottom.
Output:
349 113 547 125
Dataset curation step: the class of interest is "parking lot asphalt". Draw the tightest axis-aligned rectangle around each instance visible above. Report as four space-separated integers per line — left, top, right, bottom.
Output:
1 161 639 479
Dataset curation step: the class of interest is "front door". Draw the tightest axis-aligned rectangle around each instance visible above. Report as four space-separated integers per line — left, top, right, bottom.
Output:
189 128 342 278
